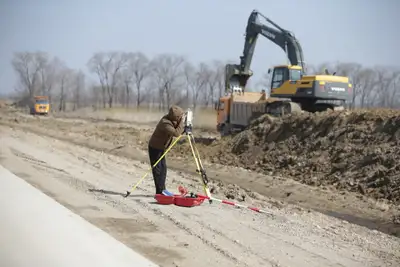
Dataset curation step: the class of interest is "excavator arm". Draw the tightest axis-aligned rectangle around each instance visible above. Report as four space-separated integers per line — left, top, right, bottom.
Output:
225 10 306 93
239 10 306 73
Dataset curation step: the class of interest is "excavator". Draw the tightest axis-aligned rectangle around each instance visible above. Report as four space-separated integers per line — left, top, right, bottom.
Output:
216 10 353 135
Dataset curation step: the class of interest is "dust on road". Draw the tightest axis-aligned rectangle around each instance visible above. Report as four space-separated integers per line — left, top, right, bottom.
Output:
1 125 400 267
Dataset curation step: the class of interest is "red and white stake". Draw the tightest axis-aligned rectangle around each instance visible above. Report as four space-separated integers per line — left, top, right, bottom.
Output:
177 186 273 215
197 194 273 215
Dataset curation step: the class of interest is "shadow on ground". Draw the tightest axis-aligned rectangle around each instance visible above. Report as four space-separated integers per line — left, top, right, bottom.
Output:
88 188 153 198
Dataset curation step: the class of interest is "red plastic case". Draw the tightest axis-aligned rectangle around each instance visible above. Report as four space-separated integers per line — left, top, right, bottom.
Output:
174 195 205 207
154 194 176 205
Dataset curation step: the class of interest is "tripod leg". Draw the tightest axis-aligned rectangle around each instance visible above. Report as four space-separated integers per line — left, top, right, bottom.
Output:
187 134 212 202
187 134 201 173
190 135 207 181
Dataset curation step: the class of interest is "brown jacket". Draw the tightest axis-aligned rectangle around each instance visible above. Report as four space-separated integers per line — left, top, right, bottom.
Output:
148 105 185 150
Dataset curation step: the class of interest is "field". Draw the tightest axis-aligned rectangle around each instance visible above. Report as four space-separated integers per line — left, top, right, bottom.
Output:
0 104 400 267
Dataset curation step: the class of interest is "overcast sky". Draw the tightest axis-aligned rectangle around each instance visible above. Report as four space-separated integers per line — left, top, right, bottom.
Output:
0 0 399 94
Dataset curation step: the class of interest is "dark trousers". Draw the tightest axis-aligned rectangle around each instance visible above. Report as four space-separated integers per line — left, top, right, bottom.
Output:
148 145 167 194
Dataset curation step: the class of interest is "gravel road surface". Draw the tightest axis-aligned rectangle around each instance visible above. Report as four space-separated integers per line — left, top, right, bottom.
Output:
1 125 399 267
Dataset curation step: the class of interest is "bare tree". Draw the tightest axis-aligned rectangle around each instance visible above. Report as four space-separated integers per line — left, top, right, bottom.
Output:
71 70 85 111
205 61 225 106
183 62 196 106
357 68 377 108
334 62 362 109
39 56 65 105
151 54 185 110
388 71 400 108
370 66 400 108
87 51 129 108
184 62 211 109
214 61 226 99
89 84 102 110
57 67 73 112
198 63 211 107
120 68 133 108
127 52 151 108
11 51 49 98
10 50 400 111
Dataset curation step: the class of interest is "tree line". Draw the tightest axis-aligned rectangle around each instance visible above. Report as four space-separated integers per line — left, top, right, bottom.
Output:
10 51 400 111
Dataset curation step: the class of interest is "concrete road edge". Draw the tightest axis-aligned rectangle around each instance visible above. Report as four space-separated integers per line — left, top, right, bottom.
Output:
0 164 159 267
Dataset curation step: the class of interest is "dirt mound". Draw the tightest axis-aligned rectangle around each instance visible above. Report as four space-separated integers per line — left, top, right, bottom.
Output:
175 109 400 204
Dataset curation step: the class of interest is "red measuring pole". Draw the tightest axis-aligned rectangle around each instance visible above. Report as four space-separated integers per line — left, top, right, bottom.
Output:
197 194 273 215
177 186 272 215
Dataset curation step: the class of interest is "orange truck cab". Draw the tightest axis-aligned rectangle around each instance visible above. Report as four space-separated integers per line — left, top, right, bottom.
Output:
30 96 50 115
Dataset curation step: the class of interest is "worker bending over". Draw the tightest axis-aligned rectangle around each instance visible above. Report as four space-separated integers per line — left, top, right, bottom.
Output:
148 105 185 195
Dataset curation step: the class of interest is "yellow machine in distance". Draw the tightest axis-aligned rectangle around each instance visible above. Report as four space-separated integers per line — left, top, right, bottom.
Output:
30 96 50 115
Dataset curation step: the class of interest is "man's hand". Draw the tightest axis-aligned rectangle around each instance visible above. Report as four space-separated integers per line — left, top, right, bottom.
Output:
174 113 185 128
179 113 186 125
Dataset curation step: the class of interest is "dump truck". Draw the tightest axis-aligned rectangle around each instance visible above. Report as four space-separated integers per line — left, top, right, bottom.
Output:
216 10 352 135
30 96 50 115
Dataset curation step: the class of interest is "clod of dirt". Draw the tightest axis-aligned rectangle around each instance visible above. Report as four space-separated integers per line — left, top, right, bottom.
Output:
223 184 248 201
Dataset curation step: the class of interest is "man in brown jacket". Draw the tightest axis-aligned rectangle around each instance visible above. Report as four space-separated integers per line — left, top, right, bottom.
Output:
148 105 186 194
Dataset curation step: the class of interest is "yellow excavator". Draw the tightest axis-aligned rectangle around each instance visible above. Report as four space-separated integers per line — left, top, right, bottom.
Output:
216 10 353 135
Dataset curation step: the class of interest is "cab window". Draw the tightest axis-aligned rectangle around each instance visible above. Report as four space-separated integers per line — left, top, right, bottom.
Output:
271 68 288 89
289 69 302 81
36 99 49 104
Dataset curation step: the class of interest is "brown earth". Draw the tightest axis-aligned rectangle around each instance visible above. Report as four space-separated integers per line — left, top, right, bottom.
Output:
172 109 400 204
1 107 400 237
2 125 399 267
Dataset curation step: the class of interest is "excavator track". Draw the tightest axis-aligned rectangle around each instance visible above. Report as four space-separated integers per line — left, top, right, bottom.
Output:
264 100 344 117
265 101 302 117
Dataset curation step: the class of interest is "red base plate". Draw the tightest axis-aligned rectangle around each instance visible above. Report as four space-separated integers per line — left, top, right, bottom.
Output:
154 194 178 205
174 195 205 207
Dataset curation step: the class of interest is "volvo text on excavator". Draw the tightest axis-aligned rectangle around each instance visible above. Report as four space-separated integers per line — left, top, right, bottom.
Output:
216 10 353 135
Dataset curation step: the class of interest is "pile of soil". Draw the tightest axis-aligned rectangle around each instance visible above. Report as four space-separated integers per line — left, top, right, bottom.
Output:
172 109 400 204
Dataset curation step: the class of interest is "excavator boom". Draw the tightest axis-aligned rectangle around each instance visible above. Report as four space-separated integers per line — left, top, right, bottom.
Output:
225 10 309 93
239 10 306 74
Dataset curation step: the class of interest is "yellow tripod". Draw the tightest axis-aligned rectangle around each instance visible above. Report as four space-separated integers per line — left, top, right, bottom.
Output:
123 131 213 203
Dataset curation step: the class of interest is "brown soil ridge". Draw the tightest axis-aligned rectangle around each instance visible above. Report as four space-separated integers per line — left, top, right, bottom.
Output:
171 109 400 204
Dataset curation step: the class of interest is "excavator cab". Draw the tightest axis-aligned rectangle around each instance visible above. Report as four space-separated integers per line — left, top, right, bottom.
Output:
267 65 303 96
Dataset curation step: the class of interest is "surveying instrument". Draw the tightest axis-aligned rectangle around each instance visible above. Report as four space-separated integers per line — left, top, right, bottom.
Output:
123 108 213 203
